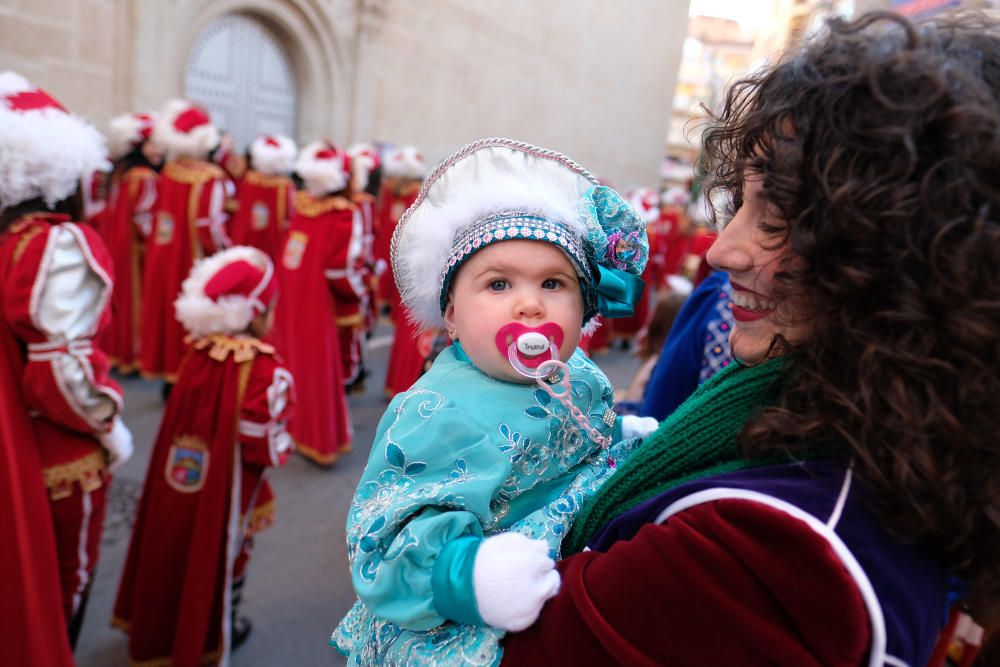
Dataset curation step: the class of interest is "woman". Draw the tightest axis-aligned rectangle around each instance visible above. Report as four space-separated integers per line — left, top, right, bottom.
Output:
501 12 999 666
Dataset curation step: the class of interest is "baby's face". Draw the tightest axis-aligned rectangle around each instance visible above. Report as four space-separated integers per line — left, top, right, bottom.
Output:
444 239 583 383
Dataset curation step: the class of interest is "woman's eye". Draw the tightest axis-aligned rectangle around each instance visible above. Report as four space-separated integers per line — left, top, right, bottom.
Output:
757 220 786 235
541 278 561 289
488 279 508 291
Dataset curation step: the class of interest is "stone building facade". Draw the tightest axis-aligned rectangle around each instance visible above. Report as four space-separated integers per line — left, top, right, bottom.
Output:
0 0 688 187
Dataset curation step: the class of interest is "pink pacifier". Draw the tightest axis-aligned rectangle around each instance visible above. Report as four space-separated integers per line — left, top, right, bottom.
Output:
495 322 565 379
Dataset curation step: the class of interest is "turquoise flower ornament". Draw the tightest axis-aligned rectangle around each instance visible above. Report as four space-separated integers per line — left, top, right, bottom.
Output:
580 185 649 318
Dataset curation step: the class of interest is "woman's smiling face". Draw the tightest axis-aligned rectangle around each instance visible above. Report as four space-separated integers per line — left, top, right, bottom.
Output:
706 174 811 364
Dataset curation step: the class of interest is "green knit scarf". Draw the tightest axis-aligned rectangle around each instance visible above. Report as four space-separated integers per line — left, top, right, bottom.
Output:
564 356 786 554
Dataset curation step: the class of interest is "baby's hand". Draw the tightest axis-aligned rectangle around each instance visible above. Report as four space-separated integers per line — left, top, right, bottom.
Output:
472 532 560 632
621 414 659 440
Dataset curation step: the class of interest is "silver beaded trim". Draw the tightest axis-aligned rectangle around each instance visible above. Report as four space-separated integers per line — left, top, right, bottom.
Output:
391 138 599 309
437 212 597 314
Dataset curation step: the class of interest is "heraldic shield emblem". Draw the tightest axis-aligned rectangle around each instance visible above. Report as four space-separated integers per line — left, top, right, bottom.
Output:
165 435 209 493
252 201 270 230
155 212 174 245
282 230 308 270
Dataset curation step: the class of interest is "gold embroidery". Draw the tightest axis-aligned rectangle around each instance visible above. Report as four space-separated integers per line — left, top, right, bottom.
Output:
42 450 108 498
293 192 355 217
11 223 46 265
336 313 364 327
244 170 290 189
282 230 308 270
190 335 275 363
163 159 225 185
243 499 276 536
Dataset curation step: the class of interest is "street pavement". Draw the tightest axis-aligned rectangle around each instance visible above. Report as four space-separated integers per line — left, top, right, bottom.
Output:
75 323 638 666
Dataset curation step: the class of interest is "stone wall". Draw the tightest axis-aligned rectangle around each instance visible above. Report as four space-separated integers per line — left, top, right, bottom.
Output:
362 0 689 187
0 0 688 186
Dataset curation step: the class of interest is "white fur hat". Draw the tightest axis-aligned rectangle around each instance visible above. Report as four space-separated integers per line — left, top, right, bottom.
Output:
296 141 351 198
392 138 649 331
175 246 277 338
154 99 219 161
0 71 108 211
382 146 426 179
347 142 380 192
107 112 157 160
626 188 660 224
661 185 691 207
250 134 297 175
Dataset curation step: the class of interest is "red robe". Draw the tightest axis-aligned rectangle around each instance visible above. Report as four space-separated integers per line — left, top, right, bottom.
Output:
354 192 380 336
0 214 84 666
100 165 157 372
375 182 420 309
228 169 295 260
141 159 229 381
114 335 293 666
273 192 353 465
383 310 437 398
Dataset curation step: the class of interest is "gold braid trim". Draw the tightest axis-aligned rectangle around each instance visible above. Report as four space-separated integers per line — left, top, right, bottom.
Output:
242 499 275 536
293 192 355 217
11 223 47 266
189 335 275 363
163 159 225 185
244 170 290 189
336 313 364 327
43 450 108 499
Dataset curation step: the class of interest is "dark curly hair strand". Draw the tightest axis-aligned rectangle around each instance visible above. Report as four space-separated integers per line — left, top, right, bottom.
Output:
702 11 1000 618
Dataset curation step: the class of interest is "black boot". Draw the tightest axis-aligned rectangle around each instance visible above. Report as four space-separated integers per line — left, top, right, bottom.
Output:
230 574 252 650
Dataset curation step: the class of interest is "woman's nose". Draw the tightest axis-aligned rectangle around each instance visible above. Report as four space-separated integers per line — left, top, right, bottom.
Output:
707 207 755 274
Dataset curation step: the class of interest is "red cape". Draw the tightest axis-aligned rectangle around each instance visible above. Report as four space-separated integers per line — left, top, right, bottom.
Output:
0 216 75 666
140 159 225 380
101 166 157 372
272 193 353 464
114 338 261 666
228 170 294 259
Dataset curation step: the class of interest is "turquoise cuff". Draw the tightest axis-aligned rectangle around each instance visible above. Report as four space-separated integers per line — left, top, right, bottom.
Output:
613 414 623 443
431 535 485 625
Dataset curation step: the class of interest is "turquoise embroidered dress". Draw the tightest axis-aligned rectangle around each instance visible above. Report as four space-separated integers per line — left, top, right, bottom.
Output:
332 342 639 666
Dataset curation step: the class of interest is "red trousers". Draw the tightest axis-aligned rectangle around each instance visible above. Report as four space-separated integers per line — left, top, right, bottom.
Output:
50 482 108 621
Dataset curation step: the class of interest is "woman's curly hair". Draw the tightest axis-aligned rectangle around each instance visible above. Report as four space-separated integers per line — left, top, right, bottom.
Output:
701 11 1000 617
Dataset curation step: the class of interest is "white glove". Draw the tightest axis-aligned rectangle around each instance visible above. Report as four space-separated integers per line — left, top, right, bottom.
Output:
374 258 388 277
99 417 134 473
621 415 659 440
473 532 560 632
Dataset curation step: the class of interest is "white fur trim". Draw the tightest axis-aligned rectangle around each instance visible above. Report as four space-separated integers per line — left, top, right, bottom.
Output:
154 99 219 161
250 134 296 175
392 138 598 330
661 185 691 207
382 145 426 179
581 316 603 337
0 72 108 210
296 141 349 197
666 274 693 296
174 246 274 338
347 142 378 192
627 187 660 224
107 112 157 160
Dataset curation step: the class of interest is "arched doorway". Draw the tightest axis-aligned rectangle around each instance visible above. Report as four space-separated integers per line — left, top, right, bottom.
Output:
185 13 299 151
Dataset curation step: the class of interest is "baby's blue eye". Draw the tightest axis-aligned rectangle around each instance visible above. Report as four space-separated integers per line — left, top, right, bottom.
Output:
489 279 508 291
541 278 561 289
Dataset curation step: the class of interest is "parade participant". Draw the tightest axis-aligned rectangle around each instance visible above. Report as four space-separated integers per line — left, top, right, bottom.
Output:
333 138 659 665
374 145 425 310
229 134 296 259
500 13 1000 665
609 187 660 344
0 71 132 658
141 99 230 385
379 146 430 396
101 111 163 373
273 141 355 465
114 246 294 665
348 142 381 352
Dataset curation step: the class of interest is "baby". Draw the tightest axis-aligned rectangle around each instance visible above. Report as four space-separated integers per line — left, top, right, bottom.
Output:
333 138 657 665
